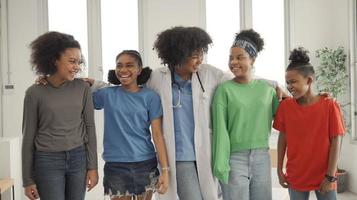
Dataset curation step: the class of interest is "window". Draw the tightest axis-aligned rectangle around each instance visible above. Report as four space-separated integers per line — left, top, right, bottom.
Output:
101 0 139 81
48 0 88 76
252 0 285 85
206 0 240 72
47 0 139 80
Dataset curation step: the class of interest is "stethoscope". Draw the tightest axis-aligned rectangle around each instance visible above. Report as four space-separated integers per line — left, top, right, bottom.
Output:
171 69 205 108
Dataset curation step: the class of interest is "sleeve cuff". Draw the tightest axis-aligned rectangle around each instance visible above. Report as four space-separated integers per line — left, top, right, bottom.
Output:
214 170 230 184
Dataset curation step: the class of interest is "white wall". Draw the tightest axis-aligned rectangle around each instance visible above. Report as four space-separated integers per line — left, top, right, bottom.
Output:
290 0 357 193
1 0 40 138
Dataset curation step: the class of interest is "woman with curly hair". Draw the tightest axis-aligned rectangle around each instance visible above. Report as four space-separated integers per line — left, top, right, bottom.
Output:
211 29 279 200
147 26 224 200
22 31 98 200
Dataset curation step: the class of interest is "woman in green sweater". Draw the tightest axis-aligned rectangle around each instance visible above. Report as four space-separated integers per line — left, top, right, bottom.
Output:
212 29 279 200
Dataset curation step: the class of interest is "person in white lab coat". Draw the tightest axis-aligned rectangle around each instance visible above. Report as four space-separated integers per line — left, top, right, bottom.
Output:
147 26 224 200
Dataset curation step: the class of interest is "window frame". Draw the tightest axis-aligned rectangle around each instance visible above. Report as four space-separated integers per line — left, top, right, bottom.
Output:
349 0 357 142
0 0 9 137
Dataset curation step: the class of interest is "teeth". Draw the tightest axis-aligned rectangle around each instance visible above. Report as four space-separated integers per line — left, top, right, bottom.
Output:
231 67 241 71
120 75 130 78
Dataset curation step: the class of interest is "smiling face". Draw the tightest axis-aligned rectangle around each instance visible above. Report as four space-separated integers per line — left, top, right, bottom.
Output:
180 49 204 73
115 54 142 87
285 69 312 99
54 48 82 81
229 47 255 80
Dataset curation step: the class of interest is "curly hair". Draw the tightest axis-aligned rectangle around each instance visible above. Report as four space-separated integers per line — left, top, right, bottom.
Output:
30 31 81 76
234 29 264 53
287 47 315 77
153 26 212 67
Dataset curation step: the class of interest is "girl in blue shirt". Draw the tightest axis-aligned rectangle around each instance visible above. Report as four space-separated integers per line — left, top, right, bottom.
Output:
92 50 169 200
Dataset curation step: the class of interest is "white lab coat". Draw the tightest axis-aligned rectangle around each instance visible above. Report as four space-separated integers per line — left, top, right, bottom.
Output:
146 64 227 200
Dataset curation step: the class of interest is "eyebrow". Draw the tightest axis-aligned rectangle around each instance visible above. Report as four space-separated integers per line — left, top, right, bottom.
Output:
230 53 247 57
68 56 81 60
117 62 135 65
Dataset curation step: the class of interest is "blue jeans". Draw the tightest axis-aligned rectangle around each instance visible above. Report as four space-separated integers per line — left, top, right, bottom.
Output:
176 161 203 200
34 145 87 200
289 188 337 200
221 148 272 200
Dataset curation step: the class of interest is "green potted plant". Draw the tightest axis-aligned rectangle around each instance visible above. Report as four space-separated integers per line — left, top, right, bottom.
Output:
315 46 348 193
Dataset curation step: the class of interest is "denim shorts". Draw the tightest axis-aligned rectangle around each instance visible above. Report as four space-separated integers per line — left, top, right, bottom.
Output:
103 158 159 197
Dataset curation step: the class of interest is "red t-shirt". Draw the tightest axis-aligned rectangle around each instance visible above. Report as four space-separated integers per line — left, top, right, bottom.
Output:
273 97 345 191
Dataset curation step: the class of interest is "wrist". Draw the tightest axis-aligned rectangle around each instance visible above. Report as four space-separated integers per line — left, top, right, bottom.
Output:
325 174 337 182
161 166 170 172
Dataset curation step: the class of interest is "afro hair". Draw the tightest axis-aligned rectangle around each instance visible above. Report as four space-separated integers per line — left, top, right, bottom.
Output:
153 26 212 67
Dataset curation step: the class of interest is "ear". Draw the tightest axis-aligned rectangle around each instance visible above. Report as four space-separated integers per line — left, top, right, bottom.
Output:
137 67 143 75
250 57 256 67
307 76 313 85
54 58 59 67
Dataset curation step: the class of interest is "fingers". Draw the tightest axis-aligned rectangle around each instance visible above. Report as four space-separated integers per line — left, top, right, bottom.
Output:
35 75 48 85
81 78 95 86
319 188 326 195
32 188 40 199
25 191 36 200
156 180 163 194
86 179 94 191
86 176 98 191
278 174 289 188
279 177 289 188
278 91 283 102
318 182 331 195
86 170 99 192
156 177 168 194
25 186 39 200
319 185 330 195
279 181 289 188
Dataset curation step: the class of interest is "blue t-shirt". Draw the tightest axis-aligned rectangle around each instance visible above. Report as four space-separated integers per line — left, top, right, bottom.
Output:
172 73 196 161
93 86 163 162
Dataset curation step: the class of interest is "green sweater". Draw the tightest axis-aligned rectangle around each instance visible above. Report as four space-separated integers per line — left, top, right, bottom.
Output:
212 79 279 183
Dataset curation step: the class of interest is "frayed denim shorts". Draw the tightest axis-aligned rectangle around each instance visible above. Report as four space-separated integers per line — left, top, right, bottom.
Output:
103 158 159 197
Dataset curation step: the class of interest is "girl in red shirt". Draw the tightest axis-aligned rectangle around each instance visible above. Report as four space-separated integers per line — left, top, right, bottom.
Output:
273 47 345 200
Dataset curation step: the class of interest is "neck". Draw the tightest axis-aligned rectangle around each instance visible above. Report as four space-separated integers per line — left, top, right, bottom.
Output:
296 89 318 105
234 75 252 84
122 83 140 93
175 67 192 81
47 75 66 87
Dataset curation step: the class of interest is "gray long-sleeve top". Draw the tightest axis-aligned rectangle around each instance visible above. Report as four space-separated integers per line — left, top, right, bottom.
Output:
22 79 97 187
